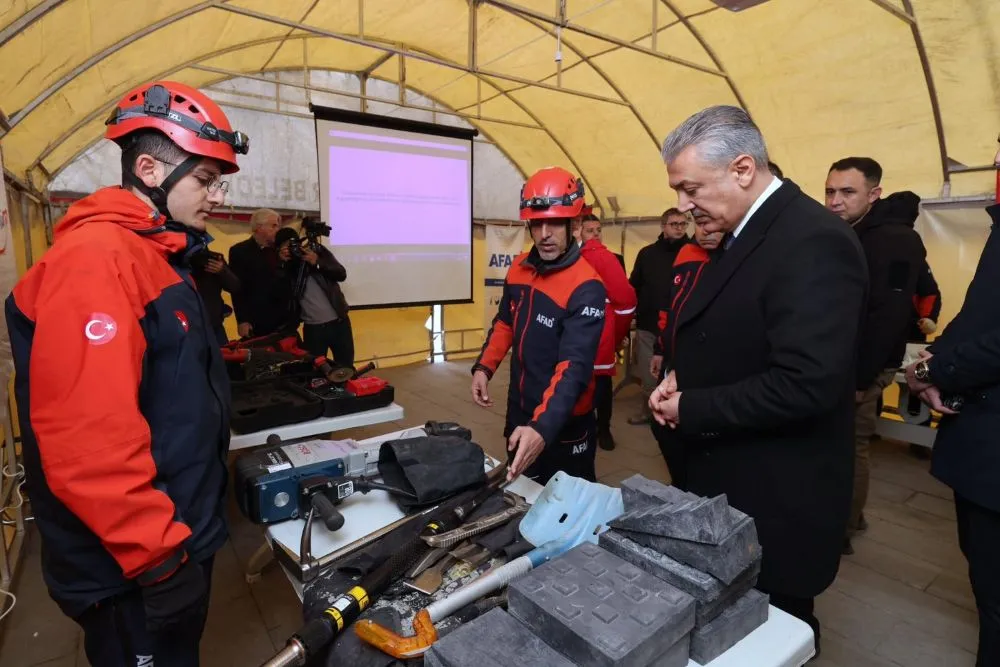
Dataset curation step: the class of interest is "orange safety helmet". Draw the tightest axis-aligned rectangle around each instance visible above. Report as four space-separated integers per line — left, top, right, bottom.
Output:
520 167 586 221
105 81 248 174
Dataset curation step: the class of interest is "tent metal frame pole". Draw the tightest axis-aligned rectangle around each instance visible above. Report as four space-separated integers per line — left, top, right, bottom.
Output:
29 34 317 169
469 0 482 117
29 30 524 178
362 52 394 75
261 0 321 72
0 0 67 48
865 0 947 185
0 109 9 133
46 64 530 184
211 2 629 107
513 14 662 151
948 164 997 175
6 1 216 130
657 0 751 115
192 64 542 130
484 0 724 77
901 0 950 188
651 0 658 51
867 0 916 24
211 2 606 208
454 6 719 111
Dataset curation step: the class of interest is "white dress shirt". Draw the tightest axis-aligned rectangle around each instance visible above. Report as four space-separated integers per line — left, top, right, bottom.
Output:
731 175 782 240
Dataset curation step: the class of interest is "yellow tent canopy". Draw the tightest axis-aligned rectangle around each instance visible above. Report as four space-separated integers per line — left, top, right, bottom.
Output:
2 0 999 211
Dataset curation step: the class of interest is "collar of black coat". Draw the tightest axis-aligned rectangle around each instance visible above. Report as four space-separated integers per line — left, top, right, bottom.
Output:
522 237 583 275
671 180 801 330
988 203 1000 228
656 233 691 250
852 196 916 235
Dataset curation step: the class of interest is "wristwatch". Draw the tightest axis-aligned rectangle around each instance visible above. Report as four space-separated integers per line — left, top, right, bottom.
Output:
913 359 932 382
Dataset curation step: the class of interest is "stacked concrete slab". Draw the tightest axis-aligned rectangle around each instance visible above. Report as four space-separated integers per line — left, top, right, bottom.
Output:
508 542 696 667
425 475 769 666
600 474 769 664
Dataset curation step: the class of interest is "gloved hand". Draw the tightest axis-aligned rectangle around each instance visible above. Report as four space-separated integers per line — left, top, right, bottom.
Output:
140 559 208 633
918 318 937 335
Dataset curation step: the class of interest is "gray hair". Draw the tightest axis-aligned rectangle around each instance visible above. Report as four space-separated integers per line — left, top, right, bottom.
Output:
661 105 769 169
250 208 280 231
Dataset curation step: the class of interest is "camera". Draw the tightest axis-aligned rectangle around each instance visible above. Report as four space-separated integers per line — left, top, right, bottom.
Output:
301 216 331 242
189 248 224 271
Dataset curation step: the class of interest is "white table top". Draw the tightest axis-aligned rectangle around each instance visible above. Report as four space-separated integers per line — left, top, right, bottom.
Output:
229 402 404 450
266 426 815 667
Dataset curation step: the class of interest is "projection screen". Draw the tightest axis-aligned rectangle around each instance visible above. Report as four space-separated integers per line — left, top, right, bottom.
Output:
312 105 477 308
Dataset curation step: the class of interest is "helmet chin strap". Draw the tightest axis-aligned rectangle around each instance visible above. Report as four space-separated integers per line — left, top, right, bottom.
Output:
123 155 202 220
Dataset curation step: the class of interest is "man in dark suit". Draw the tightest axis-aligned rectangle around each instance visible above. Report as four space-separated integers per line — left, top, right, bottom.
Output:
904 142 1000 667
228 208 295 338
649 105 868 656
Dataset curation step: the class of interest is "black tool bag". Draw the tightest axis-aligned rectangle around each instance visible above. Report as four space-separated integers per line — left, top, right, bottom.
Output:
378 435 486 511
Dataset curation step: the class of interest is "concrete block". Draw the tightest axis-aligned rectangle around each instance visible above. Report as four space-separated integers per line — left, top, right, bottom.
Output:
609 494 737 545
619 474 697 512
690 588 770 665
648 634 691 667
423 646 448 667
599 530 761 626
508 543 695 667
618 515 760 585
427 608 575 667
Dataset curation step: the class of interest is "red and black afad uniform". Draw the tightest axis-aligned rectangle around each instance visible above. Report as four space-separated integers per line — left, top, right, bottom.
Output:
652 241 711 490
5 187 232 617
474 241 606 483
654 242 712 369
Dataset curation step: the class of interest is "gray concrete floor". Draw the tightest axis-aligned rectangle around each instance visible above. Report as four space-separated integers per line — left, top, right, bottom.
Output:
0 360 980 666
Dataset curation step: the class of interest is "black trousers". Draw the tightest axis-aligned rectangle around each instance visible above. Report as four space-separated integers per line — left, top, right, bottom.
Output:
303 317 355 368
763 591 821 656
213 324 229 348
594 375 613 434
650 420 688 490
75 558 214 667
509 413 598 486
955 493 1000 667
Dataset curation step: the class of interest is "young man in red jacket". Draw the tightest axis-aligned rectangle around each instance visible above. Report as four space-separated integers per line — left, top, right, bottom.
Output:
6 80 248 666
576 210 637 450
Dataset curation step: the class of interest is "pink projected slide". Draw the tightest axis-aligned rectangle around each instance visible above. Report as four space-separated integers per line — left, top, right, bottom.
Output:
329 145 471 246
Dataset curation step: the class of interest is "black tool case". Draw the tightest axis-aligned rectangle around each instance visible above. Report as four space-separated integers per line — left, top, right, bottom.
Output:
230 378 325 433
285 377 395 418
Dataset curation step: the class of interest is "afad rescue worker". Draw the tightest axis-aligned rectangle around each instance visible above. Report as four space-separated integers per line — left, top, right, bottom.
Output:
6 81 248 666
575 208 637 451
472 167 607 484
650 216 721 490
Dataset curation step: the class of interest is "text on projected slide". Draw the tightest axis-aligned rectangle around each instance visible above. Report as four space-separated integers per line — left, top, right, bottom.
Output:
328 132 470 247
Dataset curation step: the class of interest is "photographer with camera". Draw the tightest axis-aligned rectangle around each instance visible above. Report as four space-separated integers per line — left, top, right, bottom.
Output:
190 245 240 345
276 218 355 368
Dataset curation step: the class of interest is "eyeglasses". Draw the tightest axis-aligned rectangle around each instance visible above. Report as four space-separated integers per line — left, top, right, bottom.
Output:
158 160 229 194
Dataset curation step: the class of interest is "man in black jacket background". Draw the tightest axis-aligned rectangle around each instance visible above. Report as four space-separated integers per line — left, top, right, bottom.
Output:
228 208 295 338
627 208 689 425
276 227 355 368
825 158 927 553
190 246 240 346
904 141 1000 667
650 106 868 655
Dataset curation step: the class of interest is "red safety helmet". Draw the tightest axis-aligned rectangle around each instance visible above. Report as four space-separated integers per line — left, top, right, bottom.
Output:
105 81 248 174
520 167 586 221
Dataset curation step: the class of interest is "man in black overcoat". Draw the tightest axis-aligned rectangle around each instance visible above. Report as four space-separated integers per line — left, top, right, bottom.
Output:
649 105 869 655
